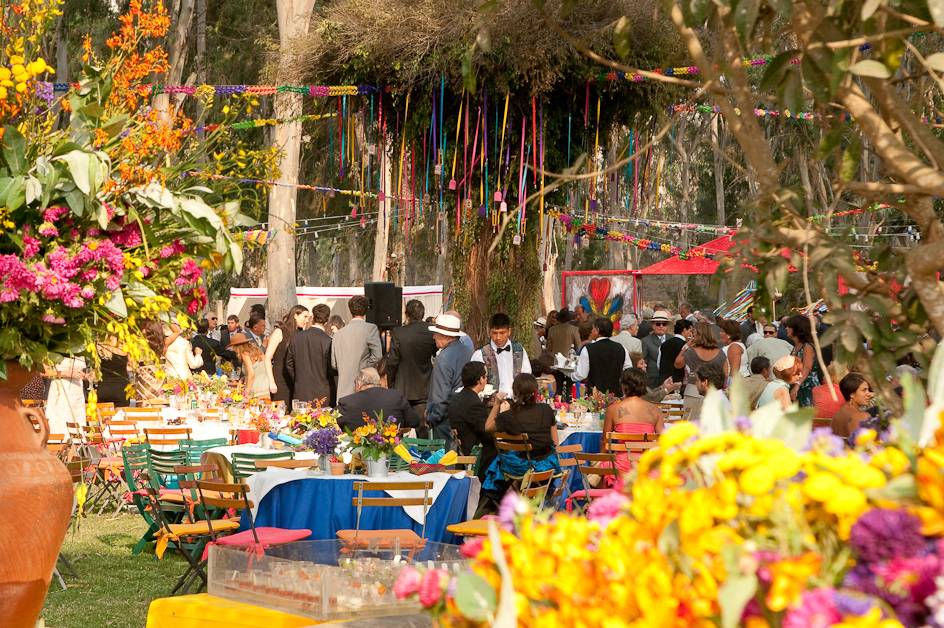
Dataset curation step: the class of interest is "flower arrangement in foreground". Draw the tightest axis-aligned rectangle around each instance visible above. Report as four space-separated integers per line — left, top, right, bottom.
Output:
303 426 342 456
394 357 944 628
342 414 401 461
290 398 340 435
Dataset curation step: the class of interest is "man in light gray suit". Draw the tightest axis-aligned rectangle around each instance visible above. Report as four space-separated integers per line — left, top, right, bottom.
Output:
330 295 382 398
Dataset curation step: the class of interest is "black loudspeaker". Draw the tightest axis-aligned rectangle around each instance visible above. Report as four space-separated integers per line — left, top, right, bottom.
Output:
364 282 402 329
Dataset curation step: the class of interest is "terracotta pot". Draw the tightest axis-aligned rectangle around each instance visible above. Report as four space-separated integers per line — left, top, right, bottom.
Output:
0 361 73 627
330 461 345 476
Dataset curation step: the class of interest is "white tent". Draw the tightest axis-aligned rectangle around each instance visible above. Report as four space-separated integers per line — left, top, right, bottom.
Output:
227 285 445 324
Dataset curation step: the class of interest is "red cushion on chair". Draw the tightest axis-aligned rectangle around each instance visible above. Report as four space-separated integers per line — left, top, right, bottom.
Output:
237 430 260 445
566 489 610 513
201 527 311 560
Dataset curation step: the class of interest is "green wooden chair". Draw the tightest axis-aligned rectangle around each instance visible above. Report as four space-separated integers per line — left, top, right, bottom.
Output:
179 438 228 466
390 437 446 471
122 442 159 554
230 451 295 480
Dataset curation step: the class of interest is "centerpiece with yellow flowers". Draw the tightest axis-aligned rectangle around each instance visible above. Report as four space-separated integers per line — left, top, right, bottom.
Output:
0 1 277 623
393 344 944 628
342 414 401 477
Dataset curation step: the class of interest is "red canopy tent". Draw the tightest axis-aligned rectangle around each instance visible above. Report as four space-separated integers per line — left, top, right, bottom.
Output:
635 235 735 276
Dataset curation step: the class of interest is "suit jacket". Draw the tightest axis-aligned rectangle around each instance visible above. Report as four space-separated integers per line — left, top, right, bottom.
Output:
545 323 580 358
425 339 474 428
285 326 334 405
386 321 437 402
447 387 497 481
330 318 382 399
191 335 221 376
641 333 669 388
658 336 687 383
336 386 421 432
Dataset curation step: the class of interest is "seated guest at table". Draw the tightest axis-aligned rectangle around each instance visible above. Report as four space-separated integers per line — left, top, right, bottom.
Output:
482 373 560 498
336 368 421 432
448 362 499 481
228 333 270 399
693 363 731 419
628 352 682 403
601 368 664 474
743 357 772 410
757 355 801 412
830 372 873 439
812 363 844 419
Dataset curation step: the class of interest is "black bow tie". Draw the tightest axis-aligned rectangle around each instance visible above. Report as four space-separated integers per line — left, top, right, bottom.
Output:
496 345 511 354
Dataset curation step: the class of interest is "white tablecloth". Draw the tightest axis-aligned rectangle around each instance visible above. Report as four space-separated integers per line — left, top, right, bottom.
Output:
202 443 317 463
558 426 602 444
243 469 471 524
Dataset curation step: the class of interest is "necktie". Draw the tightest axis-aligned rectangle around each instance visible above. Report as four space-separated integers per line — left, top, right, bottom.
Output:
496 345 511 354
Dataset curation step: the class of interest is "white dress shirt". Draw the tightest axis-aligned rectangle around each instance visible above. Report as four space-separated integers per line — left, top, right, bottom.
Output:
470 340 531 396
571 338 632 381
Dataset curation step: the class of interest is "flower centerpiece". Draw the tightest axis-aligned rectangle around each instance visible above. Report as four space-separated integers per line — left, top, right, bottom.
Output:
290 399 341 435
392 350 944 628
342 414 401 477
303 426 343 472
248 411 276 435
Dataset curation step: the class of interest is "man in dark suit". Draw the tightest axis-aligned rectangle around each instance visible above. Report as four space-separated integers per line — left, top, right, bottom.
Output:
286 304 335 405
571 318 631 395
386 299 437 436
658 319 692 384
336 368 421 432
448 362 497 481
217 315 240 370
191 319 222 376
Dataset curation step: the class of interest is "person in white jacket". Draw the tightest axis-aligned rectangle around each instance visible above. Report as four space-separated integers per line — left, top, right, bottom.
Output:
162 325 203 379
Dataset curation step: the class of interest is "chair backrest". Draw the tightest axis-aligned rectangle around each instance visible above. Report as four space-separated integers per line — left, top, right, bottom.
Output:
254 459 317 470
121 442 152 491
144 427 193 447
146 449 190 488
105 420 139 443
351 481 433 541
179 438 229 465
174 464 222 522
194 478 258 541
65 421 86 444
519 469 556 501
230 451 295 479
81 423 106 446
556 443 583 469
46 434 72 460
605 436 659 455
390 437 447 471
122 407 162 425
64 456 97 486
494 432 533 462
21 399 43 408
574 452 619 481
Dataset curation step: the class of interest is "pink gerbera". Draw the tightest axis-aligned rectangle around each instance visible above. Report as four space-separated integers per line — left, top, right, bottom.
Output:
784 588 840 628
38 222 58 237
459 536 485 559
417 569 445 607
393 566 421 599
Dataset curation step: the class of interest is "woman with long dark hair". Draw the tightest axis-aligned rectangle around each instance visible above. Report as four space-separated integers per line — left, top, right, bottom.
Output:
481 373 560 497
264 305 310 403
674 321 728 420
785 315 821 407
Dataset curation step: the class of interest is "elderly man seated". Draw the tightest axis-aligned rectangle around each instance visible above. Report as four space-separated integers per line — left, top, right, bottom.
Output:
336 367 422 432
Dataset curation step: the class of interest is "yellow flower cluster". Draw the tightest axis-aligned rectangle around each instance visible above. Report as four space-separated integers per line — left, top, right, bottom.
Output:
0 55 50 99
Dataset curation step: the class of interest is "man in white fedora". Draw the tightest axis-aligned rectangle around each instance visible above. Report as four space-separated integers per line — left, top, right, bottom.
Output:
641 309 673 388
424 313 473 446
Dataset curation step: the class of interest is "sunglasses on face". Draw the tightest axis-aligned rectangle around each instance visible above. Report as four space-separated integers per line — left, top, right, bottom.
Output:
653 322 668 327
209 317 217 321
763 330 776 335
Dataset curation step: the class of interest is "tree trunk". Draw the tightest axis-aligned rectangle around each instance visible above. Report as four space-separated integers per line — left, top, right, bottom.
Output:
153 0 195 119
372 139 394 281
606 126 624 270
266 0 318 316
196 0 206 85
712 116 725 226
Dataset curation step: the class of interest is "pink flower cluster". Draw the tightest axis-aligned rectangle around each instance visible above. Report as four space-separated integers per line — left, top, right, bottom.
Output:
159 239 187 259
393 566 450 608
107 221 143 248
43 206 69 223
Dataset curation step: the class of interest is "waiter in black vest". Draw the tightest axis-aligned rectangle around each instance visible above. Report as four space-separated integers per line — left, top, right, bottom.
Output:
570 317 632 395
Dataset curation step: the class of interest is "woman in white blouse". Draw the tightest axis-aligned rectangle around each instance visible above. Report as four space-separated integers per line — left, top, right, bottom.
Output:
161 324 204 379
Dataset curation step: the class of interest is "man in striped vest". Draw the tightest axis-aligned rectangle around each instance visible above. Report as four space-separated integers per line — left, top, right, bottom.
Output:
470 313 532 397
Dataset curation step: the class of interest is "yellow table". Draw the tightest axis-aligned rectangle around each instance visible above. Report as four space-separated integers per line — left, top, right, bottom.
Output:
446 519 493 537
146 593 318 628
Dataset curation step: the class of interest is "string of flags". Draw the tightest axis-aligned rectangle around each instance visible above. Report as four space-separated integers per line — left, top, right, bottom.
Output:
671 104 944 125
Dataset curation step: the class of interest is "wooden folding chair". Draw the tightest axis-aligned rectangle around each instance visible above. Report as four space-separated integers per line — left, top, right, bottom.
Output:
104 420 139 452
567 452 620 514
20 399 43 408
122 407 162 428
46 434 73 461
145 427 193 449
140 472 240 596
446 443 483 475
519 469 556 504
337 481 433 557
230 451 295 480
254 459 318 471
605 435 660 474
548 443 582 509
493 432 534 482
179 438 229 466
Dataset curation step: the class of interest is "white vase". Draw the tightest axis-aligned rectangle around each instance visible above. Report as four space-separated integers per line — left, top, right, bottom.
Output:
366 455 390 477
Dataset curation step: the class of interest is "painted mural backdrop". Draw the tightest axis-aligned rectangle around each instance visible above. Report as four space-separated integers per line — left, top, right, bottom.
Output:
562 272 635 324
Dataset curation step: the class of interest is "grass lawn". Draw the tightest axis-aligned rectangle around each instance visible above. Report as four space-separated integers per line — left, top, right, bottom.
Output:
41 513 189 628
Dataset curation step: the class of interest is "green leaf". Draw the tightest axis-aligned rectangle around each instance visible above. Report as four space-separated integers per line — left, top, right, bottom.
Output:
5 176 24 211
841 136 862 181
861 0 883 20
560 0 579 19
52 141 83 157
2 125 27 174
851 60 891 78
24 175 41 207
461 47 478 94
719 575 757 628
930 0 944 26
689 0 713 22
816 126 845 160
613 16 632 58
657 519 681 555
733 0 760 47
478 0 499 14
454 572 498 621
760 50 800 92
476 28 492 54
58 150 93 195
926 52 944 73
0 359 7 380
802 56 831 102
901 373 926 442
103 288 127 318
65 187 86 217
779 68 802 116
768 407 814 451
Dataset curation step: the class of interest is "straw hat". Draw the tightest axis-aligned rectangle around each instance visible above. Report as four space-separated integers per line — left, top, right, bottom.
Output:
227 332 252 348
651 310 671 323
533 317 547 328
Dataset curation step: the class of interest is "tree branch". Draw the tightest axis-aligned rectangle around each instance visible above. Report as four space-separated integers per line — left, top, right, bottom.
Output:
834 181 924 194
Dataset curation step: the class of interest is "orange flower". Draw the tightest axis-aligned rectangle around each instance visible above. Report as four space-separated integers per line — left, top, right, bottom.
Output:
765 553 822 612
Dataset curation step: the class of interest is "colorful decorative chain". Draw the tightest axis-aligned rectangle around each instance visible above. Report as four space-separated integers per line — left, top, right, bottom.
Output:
193 112 337 134
44 83 388 96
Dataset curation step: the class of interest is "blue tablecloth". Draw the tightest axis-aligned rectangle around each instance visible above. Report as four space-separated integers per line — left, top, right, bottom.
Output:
560 431 602 495
238 476 474 545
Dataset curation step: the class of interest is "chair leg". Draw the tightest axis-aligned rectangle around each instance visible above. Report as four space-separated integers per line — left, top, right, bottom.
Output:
132 523 158 555
57 553 79 579
52 567 67 591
